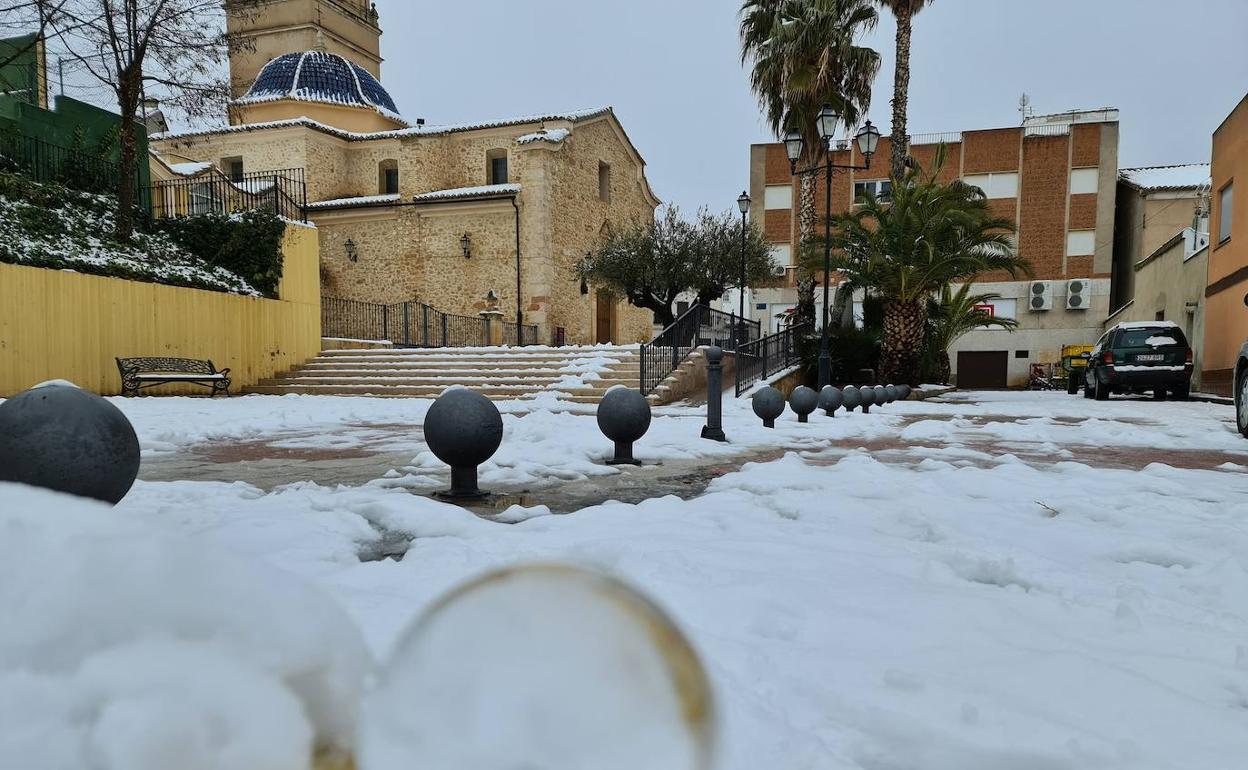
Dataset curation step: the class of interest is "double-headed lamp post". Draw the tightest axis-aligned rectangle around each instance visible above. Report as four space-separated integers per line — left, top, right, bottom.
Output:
737 191 751 347
784 105 881 388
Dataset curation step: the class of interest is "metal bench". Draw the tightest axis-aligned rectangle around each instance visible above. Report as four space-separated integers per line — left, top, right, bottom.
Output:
116 357 231 397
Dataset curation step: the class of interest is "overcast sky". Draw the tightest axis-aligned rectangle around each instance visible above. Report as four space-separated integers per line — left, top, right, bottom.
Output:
380 0 1247 214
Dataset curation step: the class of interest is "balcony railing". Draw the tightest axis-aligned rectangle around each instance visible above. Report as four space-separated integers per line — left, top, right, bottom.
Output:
147 168 308 223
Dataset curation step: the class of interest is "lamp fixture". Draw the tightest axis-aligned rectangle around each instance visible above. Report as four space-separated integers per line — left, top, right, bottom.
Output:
344 238 358 262
460 233 472 259
737 191 751 215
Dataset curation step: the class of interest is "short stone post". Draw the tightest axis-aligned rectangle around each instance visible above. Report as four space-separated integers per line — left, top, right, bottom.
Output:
860 384 876 413
701 346 726 442
788 386 818 423
597 388 652 464
752 386 785 428
480 309 504 346
819 385 843 417
841 385 861 413
424 388 504 499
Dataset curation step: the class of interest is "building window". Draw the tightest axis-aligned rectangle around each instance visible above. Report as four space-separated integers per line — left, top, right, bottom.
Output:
770 243 793 267
764 184 792 210
1014 350 1029 359
487 149 508 185
1066 230 1096 256
1070 168 1099 195
1219 182 1234 244
379 159 399 195
223 156 244 183
963 172 1019 199
853 179 891 202
598 161 611 202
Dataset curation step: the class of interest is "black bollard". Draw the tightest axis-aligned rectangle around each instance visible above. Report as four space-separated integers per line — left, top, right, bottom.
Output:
701 346 726 442
598 387 652 464
841 385 861 414
752 386 785 428
788 386 818 423
819 385 843 417
860 384 876 413
425 387 504 499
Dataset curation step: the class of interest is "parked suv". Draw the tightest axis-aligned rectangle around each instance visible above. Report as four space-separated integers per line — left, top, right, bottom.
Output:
1084 322 1193 401
1235 339 1248 437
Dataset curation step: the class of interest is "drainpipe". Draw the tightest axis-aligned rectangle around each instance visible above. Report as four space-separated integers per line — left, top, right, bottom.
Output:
512 195 522 333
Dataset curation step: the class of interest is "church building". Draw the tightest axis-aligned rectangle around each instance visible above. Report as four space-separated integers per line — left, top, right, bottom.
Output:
150 0 659 345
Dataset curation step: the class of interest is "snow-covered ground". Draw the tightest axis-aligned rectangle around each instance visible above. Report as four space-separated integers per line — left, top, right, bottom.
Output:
4 390 1248 769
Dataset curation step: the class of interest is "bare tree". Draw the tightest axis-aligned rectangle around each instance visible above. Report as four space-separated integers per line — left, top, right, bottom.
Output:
1 0 260 240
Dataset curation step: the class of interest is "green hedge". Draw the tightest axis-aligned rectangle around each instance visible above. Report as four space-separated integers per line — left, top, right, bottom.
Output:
150 210 287 297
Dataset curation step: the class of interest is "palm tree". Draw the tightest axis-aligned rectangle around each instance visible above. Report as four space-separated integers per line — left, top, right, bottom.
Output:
806 146 1030 385
924 283 1018 384
877 0 935 179
740 0 881 326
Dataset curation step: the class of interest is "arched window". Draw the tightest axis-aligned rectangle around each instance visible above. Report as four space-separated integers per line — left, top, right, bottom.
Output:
378 159 399 195
487 149 508 185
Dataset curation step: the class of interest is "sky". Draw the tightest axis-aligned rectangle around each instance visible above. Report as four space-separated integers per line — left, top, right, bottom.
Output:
379 0 1248 214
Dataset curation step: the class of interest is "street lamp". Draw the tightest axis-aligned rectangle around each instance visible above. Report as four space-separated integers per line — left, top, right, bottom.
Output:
344 238 358 262
785 107 880 388
459 233 472 259
736 191 751 348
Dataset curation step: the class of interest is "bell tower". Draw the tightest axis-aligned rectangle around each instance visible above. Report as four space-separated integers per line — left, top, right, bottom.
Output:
228 0 383 98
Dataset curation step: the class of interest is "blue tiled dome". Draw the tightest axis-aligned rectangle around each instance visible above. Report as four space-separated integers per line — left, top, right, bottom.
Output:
240 51 400 115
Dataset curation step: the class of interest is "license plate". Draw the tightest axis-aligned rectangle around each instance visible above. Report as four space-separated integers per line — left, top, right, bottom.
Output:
1135 354 1164 362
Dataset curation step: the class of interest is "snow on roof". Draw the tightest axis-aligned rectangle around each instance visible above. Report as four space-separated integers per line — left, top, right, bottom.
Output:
1120 163 1211 192
152 108 610 143
307 193 401 210
1113 320 1181 330
516 128 571 145
411 183 521 203
167 161 213 176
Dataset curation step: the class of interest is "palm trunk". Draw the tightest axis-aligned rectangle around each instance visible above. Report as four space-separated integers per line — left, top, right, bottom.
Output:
794 174 817 327
890 7 913 181
935 349 951 385
881 298 927 385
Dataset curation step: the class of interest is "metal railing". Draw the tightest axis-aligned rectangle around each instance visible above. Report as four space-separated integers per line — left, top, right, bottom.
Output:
0 132 128 196
734 322 813 396
323 296 540 348
640 304 761 394
147 168 308 223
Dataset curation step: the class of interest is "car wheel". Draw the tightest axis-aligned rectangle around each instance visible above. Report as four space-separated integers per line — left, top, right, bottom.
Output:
1237 370 1248 438
1094 375 1109 401
1171 383 1190 401
1153 388 1166 400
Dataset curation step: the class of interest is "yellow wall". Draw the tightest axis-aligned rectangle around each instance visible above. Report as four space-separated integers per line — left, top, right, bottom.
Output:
0 225 321 397
1201 95 1248 394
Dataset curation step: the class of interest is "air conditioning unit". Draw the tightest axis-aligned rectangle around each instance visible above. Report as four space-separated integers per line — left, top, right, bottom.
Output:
770 263 787 278
1066 279 1090 310
1028 280 1053 311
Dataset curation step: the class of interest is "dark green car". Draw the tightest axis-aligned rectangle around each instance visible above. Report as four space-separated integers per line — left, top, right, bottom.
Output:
1084 322 1193 401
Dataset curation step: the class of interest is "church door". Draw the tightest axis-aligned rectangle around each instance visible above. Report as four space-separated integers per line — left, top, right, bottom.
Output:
595 290 615 344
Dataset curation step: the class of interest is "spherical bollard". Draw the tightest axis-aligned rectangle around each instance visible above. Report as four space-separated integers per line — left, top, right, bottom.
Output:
424 387 504 499
898 384 912 400
597 387 652 465
818 385 843 417
885 385 899 403
0 382 140 505
752 386 785 429
788 386 818 424
860 384 876 412
874 385 888 406
841 385 862 413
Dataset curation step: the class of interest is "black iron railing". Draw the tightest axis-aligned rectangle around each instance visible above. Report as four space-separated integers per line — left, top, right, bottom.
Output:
148 168 308 223
323 297 539 348
0 132 128 196
734 322 812 396
640 304 761 394
501 320 540 347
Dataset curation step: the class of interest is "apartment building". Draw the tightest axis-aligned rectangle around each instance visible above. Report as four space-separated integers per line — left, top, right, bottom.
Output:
1201 94 1248 396
747 109 1119 387
1112 164 1210 310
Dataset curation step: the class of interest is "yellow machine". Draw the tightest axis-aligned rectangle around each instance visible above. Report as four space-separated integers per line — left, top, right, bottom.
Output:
1060 344 1095 394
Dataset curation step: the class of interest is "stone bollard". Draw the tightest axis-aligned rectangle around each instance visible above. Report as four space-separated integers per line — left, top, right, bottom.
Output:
788 386 818 423
598 387 653 464
700 346 726 442
751 386 785 428
0 381 140 505
874 385 888 406
819 385 843 417
841 385 861 413
898 384 913 400
860 384 876 413
885 385 899 403
425 387 504 499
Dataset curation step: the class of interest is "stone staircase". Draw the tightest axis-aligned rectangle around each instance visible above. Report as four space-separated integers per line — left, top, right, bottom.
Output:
249 346 641 404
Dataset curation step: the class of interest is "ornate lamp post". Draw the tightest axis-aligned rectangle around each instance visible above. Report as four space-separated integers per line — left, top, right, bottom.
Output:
784 107 881 388
736 191 751 348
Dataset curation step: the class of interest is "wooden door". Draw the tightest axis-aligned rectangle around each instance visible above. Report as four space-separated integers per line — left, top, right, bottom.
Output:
956 351 1009 389
595 290 615 344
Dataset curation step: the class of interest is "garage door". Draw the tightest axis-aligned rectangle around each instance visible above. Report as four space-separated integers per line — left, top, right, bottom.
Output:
956 351 1009 389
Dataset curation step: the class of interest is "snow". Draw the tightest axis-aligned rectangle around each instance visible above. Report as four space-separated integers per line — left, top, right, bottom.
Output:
1115 320 1180 330
1145 335 1179 347
3 390 1248 768
166 161 213 177
516 128 571 145
307 193 401 210
1120 163 1211 192
411 184 521 202
1112 364 1187 372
